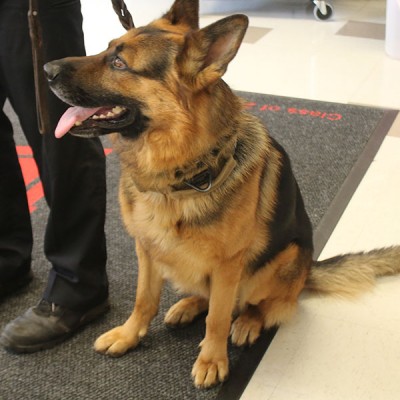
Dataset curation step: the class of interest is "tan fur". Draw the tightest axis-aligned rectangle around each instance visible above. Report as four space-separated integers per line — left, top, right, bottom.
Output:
47 0 400 389
307 247 400 297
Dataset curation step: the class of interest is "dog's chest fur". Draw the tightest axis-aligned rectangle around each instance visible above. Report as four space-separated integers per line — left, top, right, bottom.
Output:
119 180 260 298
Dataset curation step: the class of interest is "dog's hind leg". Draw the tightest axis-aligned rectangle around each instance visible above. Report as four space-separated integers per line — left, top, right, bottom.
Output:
231 295 300 347
231 244 311 347
94 241 163 357
230 304 264 346
164 296 208 328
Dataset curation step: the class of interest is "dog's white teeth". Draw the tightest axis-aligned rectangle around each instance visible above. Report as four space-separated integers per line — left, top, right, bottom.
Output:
74 121 82 126
112 106 123 114
90 106 126 121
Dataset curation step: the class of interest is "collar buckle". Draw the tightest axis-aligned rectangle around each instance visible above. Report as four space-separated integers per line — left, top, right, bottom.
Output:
183 169 212 192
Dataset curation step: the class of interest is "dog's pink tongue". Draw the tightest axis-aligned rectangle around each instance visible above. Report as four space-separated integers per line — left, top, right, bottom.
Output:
55 106 102 138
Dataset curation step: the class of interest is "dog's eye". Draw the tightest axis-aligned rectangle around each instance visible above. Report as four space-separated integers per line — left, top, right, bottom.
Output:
112 56 126 70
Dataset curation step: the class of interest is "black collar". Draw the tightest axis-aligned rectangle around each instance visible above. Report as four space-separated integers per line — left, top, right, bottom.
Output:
170 143 237 197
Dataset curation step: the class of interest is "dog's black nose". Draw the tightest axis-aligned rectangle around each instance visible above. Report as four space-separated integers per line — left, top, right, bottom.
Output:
43 61 61 82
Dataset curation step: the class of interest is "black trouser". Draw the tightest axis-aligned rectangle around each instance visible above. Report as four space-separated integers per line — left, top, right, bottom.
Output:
0 0 108 311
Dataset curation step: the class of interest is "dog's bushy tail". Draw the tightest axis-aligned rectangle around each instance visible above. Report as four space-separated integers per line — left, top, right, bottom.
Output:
305 246 400 297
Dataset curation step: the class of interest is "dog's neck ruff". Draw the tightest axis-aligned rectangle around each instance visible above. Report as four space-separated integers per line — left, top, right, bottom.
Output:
169 142 237 198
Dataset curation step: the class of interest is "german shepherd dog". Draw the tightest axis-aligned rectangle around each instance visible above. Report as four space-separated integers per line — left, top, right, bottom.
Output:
45 0 400 388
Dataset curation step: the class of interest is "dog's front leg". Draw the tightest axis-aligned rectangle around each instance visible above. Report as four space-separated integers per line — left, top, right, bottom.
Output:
94 241 163 357
192 264 241 388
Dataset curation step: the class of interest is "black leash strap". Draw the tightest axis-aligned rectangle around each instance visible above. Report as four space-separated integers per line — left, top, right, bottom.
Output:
28 0 51 135
111 0 135 30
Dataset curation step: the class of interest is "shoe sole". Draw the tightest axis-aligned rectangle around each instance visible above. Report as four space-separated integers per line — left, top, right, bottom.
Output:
0 300 110 354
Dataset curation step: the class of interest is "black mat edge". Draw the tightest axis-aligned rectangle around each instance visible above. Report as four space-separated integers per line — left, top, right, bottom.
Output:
313 109 399 258
215 108 399 400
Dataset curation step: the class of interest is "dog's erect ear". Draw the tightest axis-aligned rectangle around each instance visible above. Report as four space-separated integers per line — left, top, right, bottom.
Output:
163 0 199 29
178 14 249 90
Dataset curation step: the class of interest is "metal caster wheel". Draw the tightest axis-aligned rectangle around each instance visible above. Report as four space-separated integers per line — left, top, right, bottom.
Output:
313 1 333 20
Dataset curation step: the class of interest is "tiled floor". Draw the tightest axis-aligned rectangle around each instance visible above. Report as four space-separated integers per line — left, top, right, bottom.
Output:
81 1 400 399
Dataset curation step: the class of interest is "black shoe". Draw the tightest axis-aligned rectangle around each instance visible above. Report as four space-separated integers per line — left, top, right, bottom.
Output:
0 299 109 354
0 270 33 300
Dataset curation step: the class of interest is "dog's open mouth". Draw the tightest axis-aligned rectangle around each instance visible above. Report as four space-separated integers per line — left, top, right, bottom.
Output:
55 105 136 138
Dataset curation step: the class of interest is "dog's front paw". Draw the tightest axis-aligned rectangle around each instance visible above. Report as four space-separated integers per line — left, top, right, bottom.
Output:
94 326 140 357
191 353 229 389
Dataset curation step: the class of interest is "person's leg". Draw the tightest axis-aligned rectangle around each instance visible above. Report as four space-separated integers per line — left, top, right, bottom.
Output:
0 96 33 296
0 0 108 352
39 0 108 310
0 1 34 297
41 132 108 310
4 0 108 309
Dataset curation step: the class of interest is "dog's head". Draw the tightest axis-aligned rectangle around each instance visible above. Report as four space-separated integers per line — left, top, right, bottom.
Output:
45 0 248 141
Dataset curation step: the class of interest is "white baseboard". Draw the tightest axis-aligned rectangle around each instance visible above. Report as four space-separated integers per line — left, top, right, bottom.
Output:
200 0 267 14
